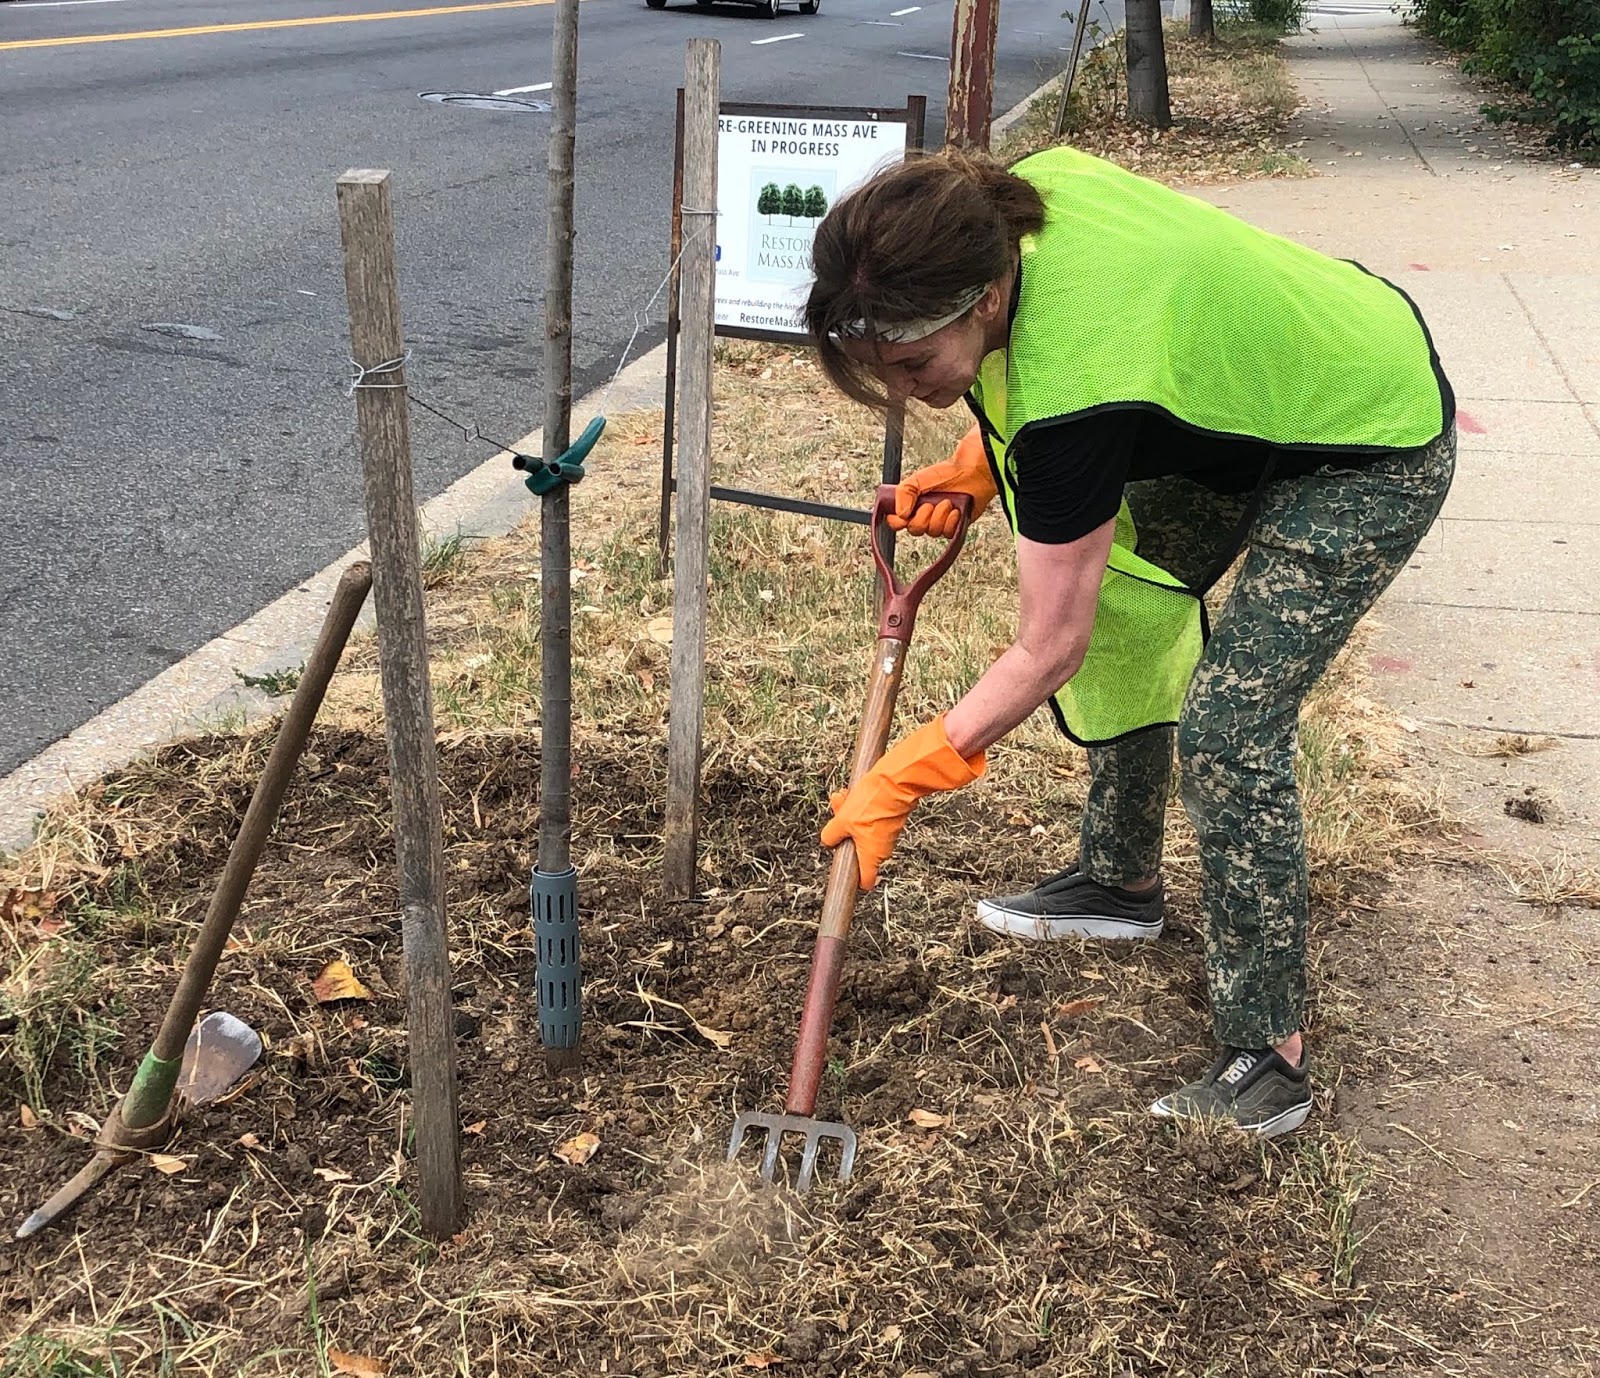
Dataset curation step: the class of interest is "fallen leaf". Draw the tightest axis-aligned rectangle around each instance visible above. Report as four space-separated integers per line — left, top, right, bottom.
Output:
906 1108 946 1129
2 888 63 941
19 1104 39 1130
311 959 372 1004
278 1031 317 1065
554 1131 601 1165
464 1120 488 1136
150 1153 190 1175
236 1132 262 1149
1056 998 1102 1020
743 1351 783 1370
1074 1055 1104 1075
692 1021 734 1050
634 668 655 692
881 1325 903 1343
646 615 674 645
314 1167 353 1183
329 1350 387 1378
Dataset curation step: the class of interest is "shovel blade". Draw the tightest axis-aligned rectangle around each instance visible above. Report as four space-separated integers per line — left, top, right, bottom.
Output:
176 1011 262 1110
727 1111 858 1192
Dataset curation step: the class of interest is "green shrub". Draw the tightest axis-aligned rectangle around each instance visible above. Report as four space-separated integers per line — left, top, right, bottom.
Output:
1217 0 1306 32
1410 0 1600 148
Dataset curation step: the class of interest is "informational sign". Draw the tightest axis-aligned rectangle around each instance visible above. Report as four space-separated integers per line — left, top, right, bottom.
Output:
714 109 910 338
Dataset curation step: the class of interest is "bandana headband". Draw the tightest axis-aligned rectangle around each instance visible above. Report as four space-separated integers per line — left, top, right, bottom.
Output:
833 284 988 345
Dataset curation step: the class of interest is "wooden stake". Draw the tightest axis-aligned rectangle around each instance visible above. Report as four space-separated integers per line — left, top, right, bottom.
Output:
336 169 462 1241
662 38 719 900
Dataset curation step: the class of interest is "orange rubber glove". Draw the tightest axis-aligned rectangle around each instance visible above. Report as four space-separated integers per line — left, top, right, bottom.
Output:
887 425 998 539
821 714 986 890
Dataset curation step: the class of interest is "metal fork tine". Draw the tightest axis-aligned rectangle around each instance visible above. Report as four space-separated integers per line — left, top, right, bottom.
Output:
796 1135 821 1193
759 1123 785 1181
835 1125 859 1183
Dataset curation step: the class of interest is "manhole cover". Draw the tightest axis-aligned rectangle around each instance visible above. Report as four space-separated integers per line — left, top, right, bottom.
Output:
420 91 550 112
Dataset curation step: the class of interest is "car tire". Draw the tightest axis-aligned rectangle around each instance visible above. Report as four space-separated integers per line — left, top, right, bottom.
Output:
646 0 668 9
764 0 781 17
800 0 818 11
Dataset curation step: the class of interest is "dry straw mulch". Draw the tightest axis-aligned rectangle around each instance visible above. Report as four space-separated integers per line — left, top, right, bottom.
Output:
1 343 1471 1375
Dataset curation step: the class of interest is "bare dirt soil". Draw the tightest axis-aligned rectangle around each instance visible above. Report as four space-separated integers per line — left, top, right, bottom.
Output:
0 717 1488 1377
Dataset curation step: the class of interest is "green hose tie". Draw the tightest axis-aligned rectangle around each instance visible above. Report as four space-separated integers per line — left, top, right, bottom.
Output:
514 415 606 497
122 1050 184 1129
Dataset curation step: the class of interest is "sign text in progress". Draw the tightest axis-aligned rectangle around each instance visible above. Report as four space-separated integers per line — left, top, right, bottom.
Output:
714 113 908 337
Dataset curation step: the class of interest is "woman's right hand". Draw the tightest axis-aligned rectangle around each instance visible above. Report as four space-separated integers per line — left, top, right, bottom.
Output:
888 425 998 538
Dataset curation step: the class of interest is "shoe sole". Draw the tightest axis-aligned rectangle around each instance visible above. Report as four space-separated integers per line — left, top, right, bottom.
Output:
1148 1095 1312 1139
976 901 1163 942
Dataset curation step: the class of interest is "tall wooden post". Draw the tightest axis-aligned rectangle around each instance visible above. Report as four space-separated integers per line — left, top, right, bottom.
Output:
661 37 719 900
946 0 1000 149
533 0 586 1078
336 169 462 1241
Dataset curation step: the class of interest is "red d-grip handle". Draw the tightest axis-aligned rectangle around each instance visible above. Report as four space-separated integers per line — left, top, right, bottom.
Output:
870 485 974 642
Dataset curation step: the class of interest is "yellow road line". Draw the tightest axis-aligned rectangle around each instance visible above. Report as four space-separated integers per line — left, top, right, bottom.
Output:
0 0 556 51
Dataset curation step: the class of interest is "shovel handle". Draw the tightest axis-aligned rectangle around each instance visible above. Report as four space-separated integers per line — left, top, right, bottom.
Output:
784 495 973 1116
871 485 974 643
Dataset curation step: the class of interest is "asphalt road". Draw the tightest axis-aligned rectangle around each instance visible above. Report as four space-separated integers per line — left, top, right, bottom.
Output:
0 0 1117 775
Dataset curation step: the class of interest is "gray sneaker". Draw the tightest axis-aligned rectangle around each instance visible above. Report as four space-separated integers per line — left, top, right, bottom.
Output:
976 863 1165 941
1150 1046 1313 1138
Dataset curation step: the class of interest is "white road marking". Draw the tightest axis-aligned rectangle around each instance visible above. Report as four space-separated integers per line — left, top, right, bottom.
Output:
890 5 920 12
494 81 553 94
11 0 132 9
751 31 802 43
897 50 947 60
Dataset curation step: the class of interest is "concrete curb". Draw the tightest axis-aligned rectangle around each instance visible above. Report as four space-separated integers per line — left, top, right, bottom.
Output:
0 344 669 853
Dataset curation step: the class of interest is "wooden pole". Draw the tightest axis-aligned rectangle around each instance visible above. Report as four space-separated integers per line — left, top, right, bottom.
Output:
336 170 462 1241
661 37 719 900
946 0 1000 149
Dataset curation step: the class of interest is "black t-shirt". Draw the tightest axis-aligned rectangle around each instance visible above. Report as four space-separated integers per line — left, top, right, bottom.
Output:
1000 407 1416 546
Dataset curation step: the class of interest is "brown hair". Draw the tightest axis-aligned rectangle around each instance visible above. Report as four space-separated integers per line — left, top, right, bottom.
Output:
804 149 1046 408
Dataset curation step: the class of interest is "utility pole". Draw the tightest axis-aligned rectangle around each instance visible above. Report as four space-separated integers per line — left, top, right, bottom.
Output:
533 0 584 1077
946 0 1000 149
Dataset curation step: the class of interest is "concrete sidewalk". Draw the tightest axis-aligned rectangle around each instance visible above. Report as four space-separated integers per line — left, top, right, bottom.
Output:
1193 13 1600 1366
1194 3 1600 859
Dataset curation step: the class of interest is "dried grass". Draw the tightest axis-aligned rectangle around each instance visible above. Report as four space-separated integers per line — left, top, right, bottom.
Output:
1 343 1468 1374
999 23 1312 183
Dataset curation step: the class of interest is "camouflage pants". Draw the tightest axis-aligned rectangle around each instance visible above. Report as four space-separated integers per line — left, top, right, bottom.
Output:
1079 426 1456 1048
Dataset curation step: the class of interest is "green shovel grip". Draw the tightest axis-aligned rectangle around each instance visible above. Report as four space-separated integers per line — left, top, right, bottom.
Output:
121 1050 185 1131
